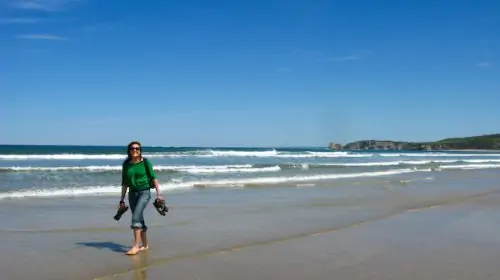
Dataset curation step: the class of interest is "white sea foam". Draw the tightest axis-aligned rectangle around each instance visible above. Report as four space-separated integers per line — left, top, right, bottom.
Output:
3 161 499 200
319 159 500 167
280 152 373 158
0 154 127 160
207 149 279 157
0 168 424 199
201 150 372 158
1 164 281 174
439 164 500 170
2 150 500 160
0 151 372 160
177 165 281 173
379 153 500 157
3 159 500 173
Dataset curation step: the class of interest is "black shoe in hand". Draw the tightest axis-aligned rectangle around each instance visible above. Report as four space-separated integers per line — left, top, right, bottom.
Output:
113 203 129 221
153 198 168 216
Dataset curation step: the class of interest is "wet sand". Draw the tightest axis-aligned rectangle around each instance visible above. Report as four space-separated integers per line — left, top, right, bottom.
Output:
110 193 500 280
2 169 500 280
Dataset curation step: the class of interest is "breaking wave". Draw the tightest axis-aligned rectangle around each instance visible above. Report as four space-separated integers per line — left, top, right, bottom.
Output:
2 149 500 161
0 168 426 199
2 159 500 173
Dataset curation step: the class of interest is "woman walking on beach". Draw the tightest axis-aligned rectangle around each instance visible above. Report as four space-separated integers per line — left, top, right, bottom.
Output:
119 141 162 255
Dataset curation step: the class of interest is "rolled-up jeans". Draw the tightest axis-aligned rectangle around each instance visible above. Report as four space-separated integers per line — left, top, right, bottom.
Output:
128 188 151 232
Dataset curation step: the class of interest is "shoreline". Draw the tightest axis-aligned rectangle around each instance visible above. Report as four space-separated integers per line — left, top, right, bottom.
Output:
1 169 500 279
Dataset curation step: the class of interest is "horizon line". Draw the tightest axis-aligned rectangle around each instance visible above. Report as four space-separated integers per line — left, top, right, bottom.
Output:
0 144 329 149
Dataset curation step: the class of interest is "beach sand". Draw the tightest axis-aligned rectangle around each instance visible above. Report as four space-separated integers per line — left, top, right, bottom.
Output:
111 194 500 280
2 169 500 280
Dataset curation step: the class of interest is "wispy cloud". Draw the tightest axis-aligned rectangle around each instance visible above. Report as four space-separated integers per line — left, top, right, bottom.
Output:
329 50 372 62
0 17 41 24
476 61 493 68
17 34 69 40
288 48 372 64
330 55 362 61
6 0 81 11
0 17 74 24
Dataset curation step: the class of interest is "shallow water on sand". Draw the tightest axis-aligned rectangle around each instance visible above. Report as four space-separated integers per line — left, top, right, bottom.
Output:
1 169 500 279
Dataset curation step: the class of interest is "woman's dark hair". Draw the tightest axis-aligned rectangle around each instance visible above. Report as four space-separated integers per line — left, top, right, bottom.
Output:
124 140 142 164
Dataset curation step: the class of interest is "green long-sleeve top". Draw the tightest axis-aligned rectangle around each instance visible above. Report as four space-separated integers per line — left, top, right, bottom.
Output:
121 158 156 191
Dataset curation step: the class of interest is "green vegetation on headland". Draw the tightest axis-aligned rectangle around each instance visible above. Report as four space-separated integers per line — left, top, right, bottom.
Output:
328 134 500 151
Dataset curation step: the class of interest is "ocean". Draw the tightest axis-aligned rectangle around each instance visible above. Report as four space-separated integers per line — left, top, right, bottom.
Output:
1 144 500 200
3 144 500 279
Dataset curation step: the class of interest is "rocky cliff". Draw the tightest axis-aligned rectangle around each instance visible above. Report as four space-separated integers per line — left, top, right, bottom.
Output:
328 142 342 150
336 134 500 151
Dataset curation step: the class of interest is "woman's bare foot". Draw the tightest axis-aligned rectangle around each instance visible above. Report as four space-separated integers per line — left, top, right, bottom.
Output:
125 246 141 255
139 245 149 251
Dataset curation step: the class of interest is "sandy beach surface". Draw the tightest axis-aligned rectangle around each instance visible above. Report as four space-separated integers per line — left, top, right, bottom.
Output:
2 169 500 280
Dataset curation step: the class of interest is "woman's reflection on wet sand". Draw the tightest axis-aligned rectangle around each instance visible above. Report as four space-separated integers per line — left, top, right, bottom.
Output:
129 251 149 280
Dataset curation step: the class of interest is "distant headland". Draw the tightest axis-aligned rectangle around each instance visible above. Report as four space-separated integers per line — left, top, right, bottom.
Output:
328 134 500 151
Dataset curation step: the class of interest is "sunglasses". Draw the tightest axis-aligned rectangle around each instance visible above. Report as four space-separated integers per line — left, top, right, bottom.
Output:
129 146 141 151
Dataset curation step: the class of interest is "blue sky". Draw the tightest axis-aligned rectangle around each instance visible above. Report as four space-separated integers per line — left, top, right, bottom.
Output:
0 0 498 147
